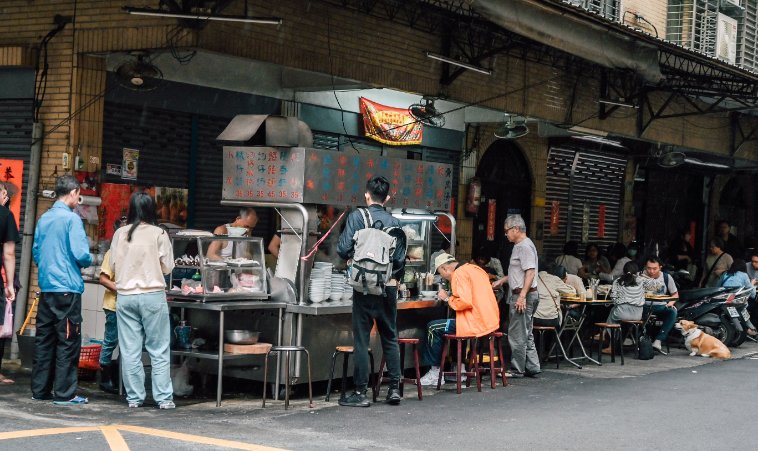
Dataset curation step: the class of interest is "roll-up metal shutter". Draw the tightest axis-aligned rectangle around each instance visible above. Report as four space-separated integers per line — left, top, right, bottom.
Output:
542 145 627 261
102 103 191 188
0 98 33 234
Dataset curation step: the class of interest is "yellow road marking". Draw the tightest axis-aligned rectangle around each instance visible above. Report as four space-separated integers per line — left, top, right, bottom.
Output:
0 426 99 439
116 424 287 451
99 425 130 451
0 425 288 451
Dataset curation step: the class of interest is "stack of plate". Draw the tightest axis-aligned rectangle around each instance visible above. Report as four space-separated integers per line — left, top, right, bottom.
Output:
309 263 333 303
330 272 346 301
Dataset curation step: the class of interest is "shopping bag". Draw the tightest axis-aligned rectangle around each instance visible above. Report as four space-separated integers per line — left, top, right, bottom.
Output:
0 300 13 338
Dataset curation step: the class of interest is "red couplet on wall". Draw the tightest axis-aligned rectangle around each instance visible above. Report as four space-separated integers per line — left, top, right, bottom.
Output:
549 200 560 236
486 199 497 241
598 204 606 238
689 221 696 248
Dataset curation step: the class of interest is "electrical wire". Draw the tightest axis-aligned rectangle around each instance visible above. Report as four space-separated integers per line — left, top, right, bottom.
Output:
325 10 359 153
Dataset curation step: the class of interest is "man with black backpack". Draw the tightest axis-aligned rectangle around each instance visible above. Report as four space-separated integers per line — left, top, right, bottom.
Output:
640 256 679 353
337 176 406 407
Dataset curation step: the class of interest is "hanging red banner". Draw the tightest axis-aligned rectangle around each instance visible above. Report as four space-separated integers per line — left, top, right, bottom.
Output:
549 200 560 236
598 204 606 238
486 199 497 241
359 97 423 146
689 221 696 248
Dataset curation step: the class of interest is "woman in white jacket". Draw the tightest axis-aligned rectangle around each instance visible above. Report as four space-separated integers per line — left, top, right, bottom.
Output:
110 192 175 409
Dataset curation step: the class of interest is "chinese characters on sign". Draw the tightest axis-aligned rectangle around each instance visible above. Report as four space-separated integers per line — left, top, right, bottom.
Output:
359 97 423 146
222 147 306 202
222 147 453 210
486 199 497 241
122 148 139 180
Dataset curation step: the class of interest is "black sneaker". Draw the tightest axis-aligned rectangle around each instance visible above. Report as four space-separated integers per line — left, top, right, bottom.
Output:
32 393 54 401
524 370 542 378
338 391 371 407
386 388 402 405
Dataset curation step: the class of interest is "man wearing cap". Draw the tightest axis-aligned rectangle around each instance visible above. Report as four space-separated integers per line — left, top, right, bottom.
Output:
492 214 541 378
418 252 500 385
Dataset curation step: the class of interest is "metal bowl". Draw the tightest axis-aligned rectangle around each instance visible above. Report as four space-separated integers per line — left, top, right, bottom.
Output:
225 330 260 344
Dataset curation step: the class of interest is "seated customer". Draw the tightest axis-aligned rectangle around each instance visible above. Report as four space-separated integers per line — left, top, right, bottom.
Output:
554 241 583 275
720 258 758 337
535 265 576 329
418 253 500 386
578 243 611 281
607 261 645 324
639 256 679 352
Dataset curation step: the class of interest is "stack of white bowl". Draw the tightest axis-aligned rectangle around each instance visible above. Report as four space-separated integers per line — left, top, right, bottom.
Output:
309 263 333 303
330 272 346 301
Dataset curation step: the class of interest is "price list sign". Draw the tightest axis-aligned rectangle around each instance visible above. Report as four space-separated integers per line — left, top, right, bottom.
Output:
222 146 305 202
302 149 453 210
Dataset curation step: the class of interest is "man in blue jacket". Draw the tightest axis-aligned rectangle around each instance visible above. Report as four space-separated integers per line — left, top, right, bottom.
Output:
31 175 92 405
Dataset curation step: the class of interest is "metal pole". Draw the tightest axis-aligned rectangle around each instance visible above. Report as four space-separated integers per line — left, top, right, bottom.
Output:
11 122 43 359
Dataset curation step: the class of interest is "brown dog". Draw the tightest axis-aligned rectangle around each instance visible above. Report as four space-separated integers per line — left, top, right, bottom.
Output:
674 320 731 359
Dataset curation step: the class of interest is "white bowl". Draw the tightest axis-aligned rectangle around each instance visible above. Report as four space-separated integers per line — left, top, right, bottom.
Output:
419 290 437 298
227 226 247 237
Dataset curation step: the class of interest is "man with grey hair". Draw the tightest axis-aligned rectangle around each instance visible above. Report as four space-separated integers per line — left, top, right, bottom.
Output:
31 175 92 405
207 207 259 260
492 214 541 378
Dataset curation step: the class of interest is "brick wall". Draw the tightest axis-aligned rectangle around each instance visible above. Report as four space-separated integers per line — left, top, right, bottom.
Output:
621 0 669 38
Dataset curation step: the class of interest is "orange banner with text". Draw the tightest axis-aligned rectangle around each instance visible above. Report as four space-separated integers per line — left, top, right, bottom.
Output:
360 97 423 146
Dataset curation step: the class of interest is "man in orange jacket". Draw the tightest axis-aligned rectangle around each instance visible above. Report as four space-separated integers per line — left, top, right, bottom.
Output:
418 253 500 385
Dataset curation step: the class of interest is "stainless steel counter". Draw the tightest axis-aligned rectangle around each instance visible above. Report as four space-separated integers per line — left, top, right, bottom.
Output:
287 298 441 315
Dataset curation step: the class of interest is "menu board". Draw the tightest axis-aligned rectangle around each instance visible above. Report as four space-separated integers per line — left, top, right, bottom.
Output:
222 146 306 202
222 147 453 210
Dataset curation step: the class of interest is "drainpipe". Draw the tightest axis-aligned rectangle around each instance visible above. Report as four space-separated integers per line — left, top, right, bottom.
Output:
11 122 43 359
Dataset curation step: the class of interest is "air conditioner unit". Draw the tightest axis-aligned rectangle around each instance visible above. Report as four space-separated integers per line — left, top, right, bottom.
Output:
716 13 738 64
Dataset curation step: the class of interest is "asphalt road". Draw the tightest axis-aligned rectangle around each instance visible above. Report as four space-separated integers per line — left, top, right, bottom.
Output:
1 353 757 450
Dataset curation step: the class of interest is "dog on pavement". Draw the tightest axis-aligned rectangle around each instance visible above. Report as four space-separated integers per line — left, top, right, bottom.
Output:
675 320 731 359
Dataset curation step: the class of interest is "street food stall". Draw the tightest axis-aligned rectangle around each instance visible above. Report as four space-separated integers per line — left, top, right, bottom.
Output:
172 115 457 402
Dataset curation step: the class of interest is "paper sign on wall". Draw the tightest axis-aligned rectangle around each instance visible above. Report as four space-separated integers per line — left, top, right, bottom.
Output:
122 148 139 180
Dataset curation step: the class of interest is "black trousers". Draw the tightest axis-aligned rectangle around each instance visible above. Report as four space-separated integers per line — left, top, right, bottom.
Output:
31 292 82 401
351 286 401 391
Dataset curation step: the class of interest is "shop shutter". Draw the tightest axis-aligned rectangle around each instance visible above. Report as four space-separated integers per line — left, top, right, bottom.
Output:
542 145 627 261
102 103 191 189
0 98 34 234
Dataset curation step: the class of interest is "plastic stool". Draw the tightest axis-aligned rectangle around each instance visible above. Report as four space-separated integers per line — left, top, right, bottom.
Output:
592 323 624 365
325 346 375 402
476 331 508 388
437 334 481 394
374 338 423 401
262 345 314 410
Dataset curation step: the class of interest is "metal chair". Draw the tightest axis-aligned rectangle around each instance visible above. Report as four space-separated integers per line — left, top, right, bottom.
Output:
262 345 314 410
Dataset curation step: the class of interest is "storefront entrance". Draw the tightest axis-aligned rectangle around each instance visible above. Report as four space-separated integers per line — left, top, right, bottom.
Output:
473 140 532 265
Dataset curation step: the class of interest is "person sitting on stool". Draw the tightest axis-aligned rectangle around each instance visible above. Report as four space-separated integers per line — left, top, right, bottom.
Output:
418 253 500 386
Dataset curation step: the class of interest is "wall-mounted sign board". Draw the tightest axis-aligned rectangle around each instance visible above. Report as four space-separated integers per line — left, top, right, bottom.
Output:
222 147 453 210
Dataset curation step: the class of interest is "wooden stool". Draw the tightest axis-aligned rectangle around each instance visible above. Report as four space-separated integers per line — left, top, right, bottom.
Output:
532 325 563 368
437 334 481 394
620 320 645 358
325 346 374 402
592 323 624 365
262 346 314 410
374 338 423 401
476 331 508 389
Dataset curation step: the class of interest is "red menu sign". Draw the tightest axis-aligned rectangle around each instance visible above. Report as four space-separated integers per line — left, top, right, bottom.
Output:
486 199 497 241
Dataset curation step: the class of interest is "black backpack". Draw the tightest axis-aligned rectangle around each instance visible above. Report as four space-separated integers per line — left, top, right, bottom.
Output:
638 335 655 360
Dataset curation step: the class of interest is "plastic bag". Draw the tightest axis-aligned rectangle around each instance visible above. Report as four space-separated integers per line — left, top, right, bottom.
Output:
171 360 194 397
0 300 13 339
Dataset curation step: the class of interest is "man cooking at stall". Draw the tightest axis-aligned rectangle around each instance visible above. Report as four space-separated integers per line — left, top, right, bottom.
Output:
206 207 259 261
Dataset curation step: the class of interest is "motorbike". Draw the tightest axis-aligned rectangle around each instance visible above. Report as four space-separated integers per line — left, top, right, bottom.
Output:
675 286 752 347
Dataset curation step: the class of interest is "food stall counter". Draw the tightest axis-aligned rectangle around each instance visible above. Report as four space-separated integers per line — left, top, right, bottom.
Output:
287 298 442 315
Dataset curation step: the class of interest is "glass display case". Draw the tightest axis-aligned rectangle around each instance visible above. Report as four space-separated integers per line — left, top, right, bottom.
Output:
169 235 268 301
391 209 435 295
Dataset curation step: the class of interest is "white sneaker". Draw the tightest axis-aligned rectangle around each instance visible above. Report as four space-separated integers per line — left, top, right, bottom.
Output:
652 339 662 351
623 338 634 346
419 367 441 386
444 364 468 383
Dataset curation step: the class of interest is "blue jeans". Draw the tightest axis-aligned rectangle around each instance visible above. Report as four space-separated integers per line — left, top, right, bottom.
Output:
116 291 173 404
421 319 456 367
643 304 677 342
99 309 118 366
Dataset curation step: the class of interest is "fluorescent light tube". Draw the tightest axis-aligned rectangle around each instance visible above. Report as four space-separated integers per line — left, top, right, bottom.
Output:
425 52 492 75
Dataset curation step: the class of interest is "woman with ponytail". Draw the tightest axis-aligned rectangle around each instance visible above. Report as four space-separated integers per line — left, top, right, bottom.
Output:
607 261 646 323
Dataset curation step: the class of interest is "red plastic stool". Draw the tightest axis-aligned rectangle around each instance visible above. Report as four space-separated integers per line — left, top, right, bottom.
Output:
476 331 508 389
437 334 481 394
374 338 423 401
